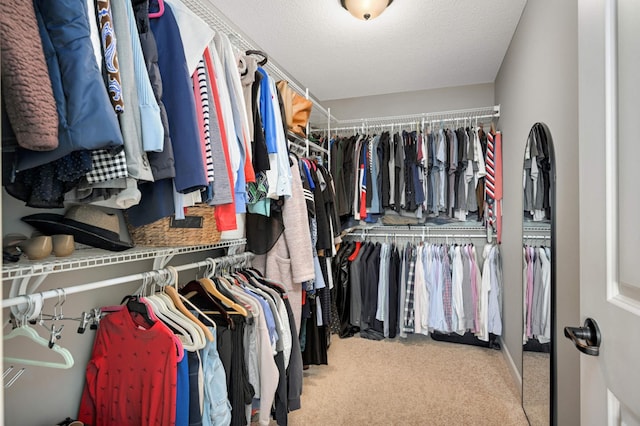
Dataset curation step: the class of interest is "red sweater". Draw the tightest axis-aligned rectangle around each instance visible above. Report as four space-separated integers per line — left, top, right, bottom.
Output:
78 309 178 426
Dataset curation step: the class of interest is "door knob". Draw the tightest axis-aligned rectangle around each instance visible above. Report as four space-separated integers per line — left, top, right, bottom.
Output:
564 317 601 356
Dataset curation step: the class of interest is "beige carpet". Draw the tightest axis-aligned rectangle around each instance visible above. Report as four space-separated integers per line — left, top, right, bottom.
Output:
284 335 528 426
522 351 550 426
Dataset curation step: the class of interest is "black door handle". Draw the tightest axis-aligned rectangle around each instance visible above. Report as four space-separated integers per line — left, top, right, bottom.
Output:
564 317 601 356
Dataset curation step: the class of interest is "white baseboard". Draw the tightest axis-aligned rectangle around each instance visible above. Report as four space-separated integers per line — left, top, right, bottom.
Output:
500 336 522 396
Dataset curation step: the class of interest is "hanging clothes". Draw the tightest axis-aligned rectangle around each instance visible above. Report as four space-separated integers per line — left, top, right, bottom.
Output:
333 238 503 344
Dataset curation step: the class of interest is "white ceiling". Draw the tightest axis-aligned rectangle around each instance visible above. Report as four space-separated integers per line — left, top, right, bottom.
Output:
209 0 527 102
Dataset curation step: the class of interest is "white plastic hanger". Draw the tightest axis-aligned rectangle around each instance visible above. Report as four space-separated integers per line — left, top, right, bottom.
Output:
3 297 74 369
149 270 206 350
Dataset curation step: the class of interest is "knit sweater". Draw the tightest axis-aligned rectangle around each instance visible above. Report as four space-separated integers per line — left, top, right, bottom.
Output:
78 309 178 426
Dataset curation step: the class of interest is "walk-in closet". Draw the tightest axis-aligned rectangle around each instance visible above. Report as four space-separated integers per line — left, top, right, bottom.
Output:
3 0 640 425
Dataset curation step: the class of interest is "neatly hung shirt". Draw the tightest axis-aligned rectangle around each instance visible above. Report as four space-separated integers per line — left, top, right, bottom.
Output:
398 243 408 338
470 245 482 333
441 246 453 333
487 245 503 336
414 244 430 336
447 129 458 215
349 242 366 328
451 245 466 334
525 246 535 338
540 246 552 342
460 246 473 331
368 135 382 214
429 245 448 333
531 246 545 337
437 129 447 211
402 244 417 334
359 141 368 220
375 243 391 337
478 243 493 341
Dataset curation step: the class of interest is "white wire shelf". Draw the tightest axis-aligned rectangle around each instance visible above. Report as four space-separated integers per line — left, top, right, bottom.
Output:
2 239 246 280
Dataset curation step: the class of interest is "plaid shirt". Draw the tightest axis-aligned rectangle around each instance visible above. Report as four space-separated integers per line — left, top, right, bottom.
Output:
402 244 417 333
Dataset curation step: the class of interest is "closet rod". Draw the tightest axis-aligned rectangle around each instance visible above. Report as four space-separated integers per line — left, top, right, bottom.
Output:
1 252 254 310
523 235 552 240
288 131 328 155
330 112 498 133
343 233 488 240
330 105 500 128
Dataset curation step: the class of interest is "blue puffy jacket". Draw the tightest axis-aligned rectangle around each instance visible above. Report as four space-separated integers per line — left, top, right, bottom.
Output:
16 0 124 172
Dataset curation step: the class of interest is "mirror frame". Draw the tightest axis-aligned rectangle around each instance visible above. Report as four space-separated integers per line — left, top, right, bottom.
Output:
521 122 556 425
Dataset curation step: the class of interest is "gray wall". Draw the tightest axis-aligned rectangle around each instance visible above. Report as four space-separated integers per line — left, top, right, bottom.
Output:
494 0 581 424
321 83 494 121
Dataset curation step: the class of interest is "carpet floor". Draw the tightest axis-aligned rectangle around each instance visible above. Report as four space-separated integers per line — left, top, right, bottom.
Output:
285 335 529 426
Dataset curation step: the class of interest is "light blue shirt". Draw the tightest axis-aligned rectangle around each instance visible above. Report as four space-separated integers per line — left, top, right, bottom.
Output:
123 0 164 152
200 326 232 426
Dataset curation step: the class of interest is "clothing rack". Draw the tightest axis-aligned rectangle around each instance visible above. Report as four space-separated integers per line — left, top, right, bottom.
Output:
329 105 500 133
288 131 329 158
342 225 492 244
1 252 255 312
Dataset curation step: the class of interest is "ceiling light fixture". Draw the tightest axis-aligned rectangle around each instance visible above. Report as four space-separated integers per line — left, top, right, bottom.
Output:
341 0 393 21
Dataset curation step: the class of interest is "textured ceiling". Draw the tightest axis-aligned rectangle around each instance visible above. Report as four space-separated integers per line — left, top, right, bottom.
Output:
208 0 527 102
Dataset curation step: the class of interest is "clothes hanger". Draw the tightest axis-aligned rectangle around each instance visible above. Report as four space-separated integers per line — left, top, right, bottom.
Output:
187 258 249 317
121 294 156 328
4 298 74 369
149 0 164 19
157 268 209 342
245 50 268 66
162 266 215 341
180 258 249 317
146 270 206 350
4 324 75 369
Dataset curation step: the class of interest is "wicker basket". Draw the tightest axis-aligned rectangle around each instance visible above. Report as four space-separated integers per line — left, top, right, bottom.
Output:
128 205 220 247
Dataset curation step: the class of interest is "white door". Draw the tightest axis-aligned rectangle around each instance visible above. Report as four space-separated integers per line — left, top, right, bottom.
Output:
578 0 640 424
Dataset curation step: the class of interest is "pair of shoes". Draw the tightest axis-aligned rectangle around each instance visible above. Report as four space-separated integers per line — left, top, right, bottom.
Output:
18 234 75 260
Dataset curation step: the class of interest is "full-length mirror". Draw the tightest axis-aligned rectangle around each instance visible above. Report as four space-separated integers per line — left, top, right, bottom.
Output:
522 122 555 425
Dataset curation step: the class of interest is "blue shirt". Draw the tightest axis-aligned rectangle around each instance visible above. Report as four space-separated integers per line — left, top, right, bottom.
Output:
176 349 189 426
257 67 278 154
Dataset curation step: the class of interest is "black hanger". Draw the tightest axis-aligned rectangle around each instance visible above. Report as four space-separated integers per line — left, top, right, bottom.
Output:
120 295 155 327
245 49 268 66
179 280 234 327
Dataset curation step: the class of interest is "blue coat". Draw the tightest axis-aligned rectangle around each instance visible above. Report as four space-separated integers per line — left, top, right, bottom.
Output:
17 0 124 172
150 2 208 194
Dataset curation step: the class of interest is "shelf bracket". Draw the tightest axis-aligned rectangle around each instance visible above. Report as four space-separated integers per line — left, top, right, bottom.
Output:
152 253 175 270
